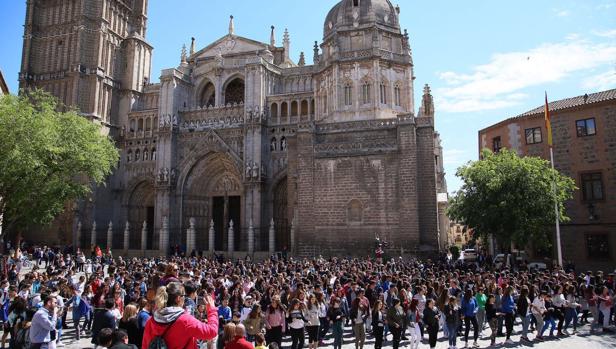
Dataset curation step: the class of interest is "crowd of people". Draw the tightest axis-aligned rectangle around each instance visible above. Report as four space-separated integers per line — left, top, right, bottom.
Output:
0 244 615 349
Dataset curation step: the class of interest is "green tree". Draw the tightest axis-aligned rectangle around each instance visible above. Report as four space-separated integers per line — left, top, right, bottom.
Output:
0 90 119 242
448 148 576 250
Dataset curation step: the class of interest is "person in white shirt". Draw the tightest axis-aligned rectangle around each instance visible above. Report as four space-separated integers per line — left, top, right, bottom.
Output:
531 291 547 339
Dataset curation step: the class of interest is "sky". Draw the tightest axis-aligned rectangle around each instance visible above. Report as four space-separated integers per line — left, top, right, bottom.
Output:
1 0 615 192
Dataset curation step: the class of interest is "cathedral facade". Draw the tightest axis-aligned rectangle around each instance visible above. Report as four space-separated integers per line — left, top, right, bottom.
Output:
19 0 447 256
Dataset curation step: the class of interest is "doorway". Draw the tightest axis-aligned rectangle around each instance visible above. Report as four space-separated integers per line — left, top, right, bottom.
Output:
212 196 241 251
146 206 154 250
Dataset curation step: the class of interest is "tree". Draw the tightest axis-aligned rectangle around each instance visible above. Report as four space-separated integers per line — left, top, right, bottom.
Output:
448 149 576 250
0 90 119 243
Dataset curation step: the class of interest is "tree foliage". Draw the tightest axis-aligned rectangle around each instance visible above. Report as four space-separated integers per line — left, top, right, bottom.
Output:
0 90 119 239
448 149 576 249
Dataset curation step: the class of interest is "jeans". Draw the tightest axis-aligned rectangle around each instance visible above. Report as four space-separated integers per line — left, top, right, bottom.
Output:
332 321 343 349
564 308 578 331
520 313 531 338
446 323 458 346
504 313 514 339
476 308 486 332
290 327 305 349
600 307 611 328
265 326 283 348
541 317 556 336
464 316 478 342
390 326 402 349
318 317 329 340
533 313 544 337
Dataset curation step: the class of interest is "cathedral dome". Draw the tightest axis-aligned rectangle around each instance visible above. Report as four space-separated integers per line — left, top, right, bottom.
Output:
323 0 399 39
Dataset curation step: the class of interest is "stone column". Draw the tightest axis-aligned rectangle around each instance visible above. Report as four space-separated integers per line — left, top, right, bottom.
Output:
269 218 275 254
186 217 196 255
91 221 97 247
106 222 113 250
141 221 148 251
123 221 130 251
208 219 215 252
76 221 82 249
290 217 296 254
227 220 234 254
247 218 255 254
159 216 169 255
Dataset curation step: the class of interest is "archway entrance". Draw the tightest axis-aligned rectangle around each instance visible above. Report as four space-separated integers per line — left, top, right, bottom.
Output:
127 181 155 249
182 152 242 252
273 177 289 251
200 82 216 107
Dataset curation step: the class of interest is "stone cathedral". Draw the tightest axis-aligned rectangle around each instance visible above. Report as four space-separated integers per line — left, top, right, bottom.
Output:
19 0 448 257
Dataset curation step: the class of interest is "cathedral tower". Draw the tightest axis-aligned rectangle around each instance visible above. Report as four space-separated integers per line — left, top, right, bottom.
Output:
19 0 152 134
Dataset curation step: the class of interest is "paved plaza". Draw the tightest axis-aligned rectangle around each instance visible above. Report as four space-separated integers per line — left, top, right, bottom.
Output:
55 317 616 349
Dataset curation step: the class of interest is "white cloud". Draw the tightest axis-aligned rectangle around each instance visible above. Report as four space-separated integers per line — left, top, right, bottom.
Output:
554 9 570 17
592 29 616 38
582 70 616 91
436 38 616 113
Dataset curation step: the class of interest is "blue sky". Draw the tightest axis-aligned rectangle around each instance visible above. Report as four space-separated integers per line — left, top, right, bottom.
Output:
1 0 615 192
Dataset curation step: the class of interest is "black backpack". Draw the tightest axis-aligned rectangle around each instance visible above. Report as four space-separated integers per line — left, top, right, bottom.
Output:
147 318 179 349
9 324 30 349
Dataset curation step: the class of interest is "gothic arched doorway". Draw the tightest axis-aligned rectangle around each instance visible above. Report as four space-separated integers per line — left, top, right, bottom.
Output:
182 152 242 252
127 181 156 249
273 177 289 251
200 82 216 107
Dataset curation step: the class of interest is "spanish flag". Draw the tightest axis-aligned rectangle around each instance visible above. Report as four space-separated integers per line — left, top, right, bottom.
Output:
544 92 553 147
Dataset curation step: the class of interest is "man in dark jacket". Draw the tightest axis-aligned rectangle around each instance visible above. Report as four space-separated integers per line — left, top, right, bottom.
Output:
92 298 117 344
110 329 138 349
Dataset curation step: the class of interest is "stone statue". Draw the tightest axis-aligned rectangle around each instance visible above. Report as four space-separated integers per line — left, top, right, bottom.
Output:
251 162 259 179
281 137 287 151
172 114 178 125
246 164 252 179
170 168 177 182
162 168 169 182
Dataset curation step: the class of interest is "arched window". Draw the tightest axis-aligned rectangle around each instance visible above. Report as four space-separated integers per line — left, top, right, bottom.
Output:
270 137 278 151
280 137 287 151
361 81 371 105
135 149 141 161
380 82 387 104
347 199 363 223
143 149 149 161
281 102 288 118
129 119 136 132
300 100 309 116
291 101 298 116
138 118 144 131
127 150 132 163
151 148 157 161
344 83 353 106
153 117 158 130
200 82 216 107
145 117 151 131
310 99 315 115
224 78 245 105
394 84 401 106
271 103 278 119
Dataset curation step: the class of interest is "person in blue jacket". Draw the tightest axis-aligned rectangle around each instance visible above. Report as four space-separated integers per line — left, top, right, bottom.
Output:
501 286 516 344
461 289 479 348
66 287 92 340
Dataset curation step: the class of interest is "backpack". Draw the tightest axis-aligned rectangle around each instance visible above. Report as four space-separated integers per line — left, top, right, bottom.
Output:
0 299 9 322
147 317 180 349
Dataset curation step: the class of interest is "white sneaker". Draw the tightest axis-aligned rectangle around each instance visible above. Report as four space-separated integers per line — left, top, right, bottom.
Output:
56 342 65 347
505 339 514 344
473 341 479 347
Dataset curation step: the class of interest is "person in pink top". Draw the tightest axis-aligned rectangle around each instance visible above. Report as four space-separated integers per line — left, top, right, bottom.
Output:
142 282 218 349
263 295 286 347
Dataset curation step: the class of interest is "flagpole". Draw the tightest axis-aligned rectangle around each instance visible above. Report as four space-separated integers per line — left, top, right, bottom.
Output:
549 146 563 267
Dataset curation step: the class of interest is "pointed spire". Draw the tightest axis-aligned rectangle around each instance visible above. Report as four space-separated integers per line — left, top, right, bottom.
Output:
298 52 305 66
420 84 434 117
229 15 235 35
270 26 276 47
190 37 195 55
283 28 290 59
180 44 187 64
313 41 320 64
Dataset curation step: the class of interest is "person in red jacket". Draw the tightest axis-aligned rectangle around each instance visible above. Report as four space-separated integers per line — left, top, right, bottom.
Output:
226 324 254 349
142 282 218 349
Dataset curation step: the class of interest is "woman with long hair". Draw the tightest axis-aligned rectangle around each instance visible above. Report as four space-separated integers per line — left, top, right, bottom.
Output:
118 304 140 346
287 298 307 349
305 294 320 349
461 288 479 347
264 294 286 347
316 291 329 345
243 304 264 343
407 299 421 349
142 282 218 349
371 300 385 349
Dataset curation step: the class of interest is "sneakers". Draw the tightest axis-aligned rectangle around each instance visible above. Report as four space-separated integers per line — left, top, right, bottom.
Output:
473 341 479 347
562 329 569 335
505 339 514 344
464 341 469 348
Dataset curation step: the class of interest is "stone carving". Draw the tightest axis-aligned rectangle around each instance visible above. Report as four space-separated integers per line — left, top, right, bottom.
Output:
157 168 177 185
